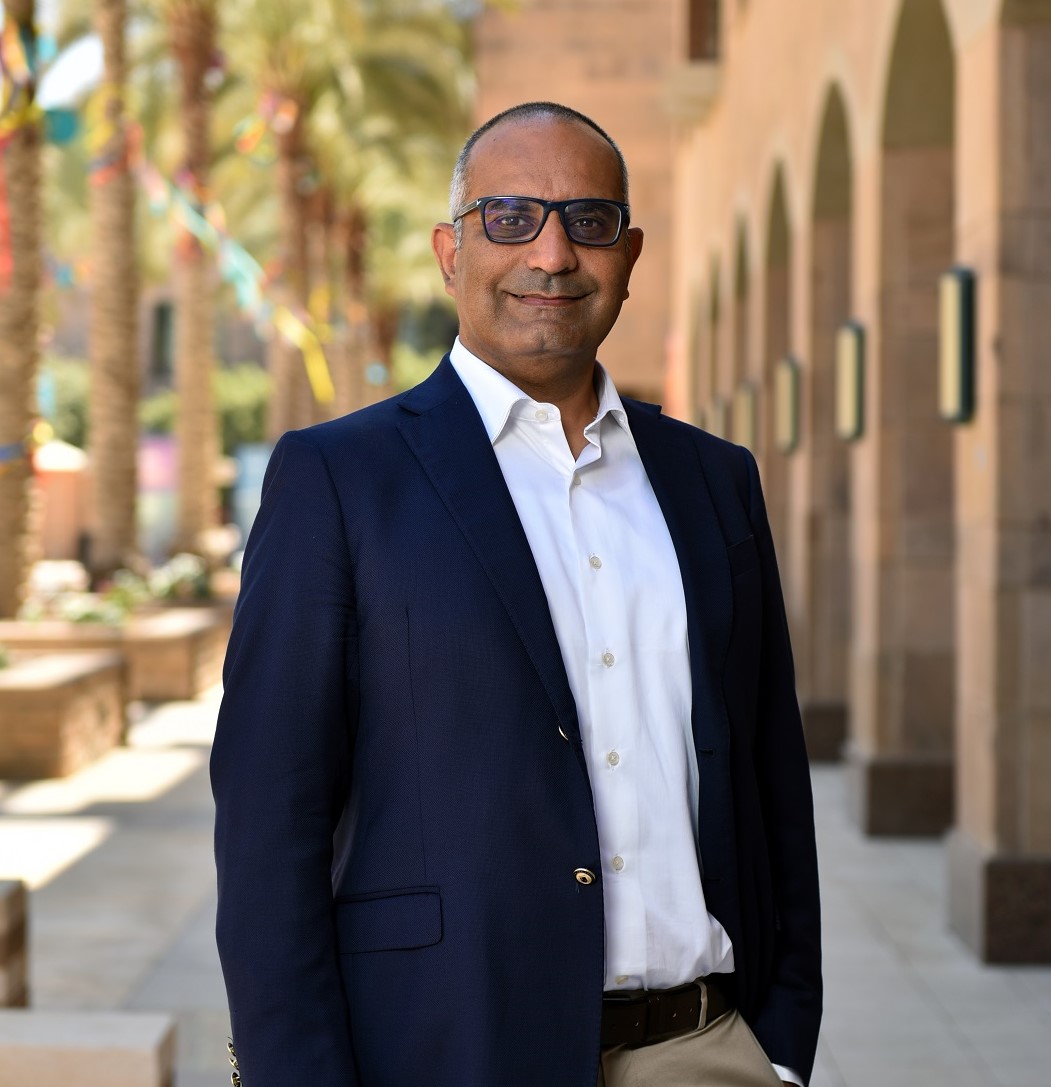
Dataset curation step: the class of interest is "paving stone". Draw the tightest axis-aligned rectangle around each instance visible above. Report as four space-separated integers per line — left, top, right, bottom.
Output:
1 698 1050 1084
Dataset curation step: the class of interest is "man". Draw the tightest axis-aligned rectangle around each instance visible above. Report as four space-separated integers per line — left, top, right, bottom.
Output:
212 101 821 1087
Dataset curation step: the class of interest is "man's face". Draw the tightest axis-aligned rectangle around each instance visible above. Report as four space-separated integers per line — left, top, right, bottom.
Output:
432 117 644 392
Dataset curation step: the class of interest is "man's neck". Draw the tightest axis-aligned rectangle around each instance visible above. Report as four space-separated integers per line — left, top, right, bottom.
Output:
455 339 603 459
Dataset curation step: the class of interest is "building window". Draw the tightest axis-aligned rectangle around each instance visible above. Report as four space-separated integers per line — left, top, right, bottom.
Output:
688 0 721 61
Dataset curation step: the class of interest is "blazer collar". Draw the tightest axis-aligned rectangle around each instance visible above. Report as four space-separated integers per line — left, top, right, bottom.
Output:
397 360 732 755
397 358 583 745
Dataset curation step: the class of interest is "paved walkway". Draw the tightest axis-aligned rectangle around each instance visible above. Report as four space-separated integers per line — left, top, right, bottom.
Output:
2 687 1050 1086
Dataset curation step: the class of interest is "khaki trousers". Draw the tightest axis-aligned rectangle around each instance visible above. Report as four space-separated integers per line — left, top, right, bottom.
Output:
598 1009 784 1087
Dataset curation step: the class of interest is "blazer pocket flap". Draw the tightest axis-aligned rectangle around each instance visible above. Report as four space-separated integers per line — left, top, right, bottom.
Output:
727 534 759 577
335 889 442 954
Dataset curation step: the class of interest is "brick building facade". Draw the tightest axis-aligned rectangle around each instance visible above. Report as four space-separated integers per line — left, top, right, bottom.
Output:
475 0 1051 963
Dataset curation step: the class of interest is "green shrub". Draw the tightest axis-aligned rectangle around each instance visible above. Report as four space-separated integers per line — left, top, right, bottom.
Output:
214 364 272 454
140 363 271 454
39 357 271 456
139 387 178 437
38 356 90 447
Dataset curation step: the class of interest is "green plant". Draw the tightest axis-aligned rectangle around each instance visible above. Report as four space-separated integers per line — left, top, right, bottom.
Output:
38 356 91 448
139 363 271 454
390 341 444 392
148 553 212 601
214 365 272 454
139 387 179 438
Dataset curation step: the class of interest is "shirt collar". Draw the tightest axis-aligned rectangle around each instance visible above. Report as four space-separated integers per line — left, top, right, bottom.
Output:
449 337 635 448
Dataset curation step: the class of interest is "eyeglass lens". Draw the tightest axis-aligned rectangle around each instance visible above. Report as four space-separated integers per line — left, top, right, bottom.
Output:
481 198 623 246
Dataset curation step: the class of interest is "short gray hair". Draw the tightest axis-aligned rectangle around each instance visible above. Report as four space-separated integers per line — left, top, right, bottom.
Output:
450 102 630 247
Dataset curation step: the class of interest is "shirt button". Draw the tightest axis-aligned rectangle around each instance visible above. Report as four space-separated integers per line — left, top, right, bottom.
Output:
615 975 630 985
588 554 603 570
612 855 625 872
601 651 615 668
535 408 550 422
607 750 620 767
572 473 582 486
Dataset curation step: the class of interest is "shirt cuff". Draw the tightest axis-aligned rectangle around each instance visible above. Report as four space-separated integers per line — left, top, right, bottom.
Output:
771 1064 804 1087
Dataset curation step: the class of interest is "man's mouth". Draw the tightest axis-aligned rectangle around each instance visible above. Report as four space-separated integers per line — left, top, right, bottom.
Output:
509 292 583 305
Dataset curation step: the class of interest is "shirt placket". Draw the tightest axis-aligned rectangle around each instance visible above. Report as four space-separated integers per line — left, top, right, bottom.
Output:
570 432 646 986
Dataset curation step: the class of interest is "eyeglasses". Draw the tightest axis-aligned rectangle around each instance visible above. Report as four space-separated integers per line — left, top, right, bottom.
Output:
453 196 630 247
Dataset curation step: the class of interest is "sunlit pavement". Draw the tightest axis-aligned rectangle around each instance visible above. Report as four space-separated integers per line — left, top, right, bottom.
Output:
2 691 1050 1086
0 689 229 1087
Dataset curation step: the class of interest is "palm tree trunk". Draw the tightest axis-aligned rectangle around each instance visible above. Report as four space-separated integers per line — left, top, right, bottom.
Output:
307 184 336 423
88 0 140 578
335 201 369 415
265 97 313 440
367 303 397 407
170 1 218 555
0 0 41 616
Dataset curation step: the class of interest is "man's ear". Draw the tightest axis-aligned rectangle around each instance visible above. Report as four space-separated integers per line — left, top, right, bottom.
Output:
432 223 458 297
622 226 645 299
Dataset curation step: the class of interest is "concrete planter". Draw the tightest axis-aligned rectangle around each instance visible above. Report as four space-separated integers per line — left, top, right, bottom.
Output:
0 608 226 704
0 1010 176 1087
0 652 126 779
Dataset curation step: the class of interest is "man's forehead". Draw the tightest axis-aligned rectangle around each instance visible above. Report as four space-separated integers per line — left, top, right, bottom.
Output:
467 116 621 191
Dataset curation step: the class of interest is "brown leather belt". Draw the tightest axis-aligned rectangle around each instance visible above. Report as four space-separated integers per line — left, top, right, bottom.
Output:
600 975 735 1049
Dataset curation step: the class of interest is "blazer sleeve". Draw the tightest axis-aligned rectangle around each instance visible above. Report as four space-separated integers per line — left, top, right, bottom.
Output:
741 447 823 1083
211 433 360 1086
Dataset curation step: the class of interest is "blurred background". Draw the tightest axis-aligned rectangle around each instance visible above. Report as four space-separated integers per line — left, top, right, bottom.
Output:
0 1 1049 1085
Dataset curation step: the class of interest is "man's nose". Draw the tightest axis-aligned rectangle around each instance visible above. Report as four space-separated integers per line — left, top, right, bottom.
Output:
525 209 579 274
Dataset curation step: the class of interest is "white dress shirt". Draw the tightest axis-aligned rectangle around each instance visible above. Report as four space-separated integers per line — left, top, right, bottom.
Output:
450 338 735 991
450 342 799 1086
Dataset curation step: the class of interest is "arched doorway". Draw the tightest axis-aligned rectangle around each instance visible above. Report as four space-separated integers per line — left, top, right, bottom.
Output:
801 85 854 761
850 0 957 835
730 219 751 445
705 256 724 435
762 164 792 555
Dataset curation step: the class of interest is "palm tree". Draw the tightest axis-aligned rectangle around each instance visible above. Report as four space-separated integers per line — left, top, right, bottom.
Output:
87 0 140 579
164 0 219 555
219 0 325 438
306 0 472 412
0 0 42 615
221 0 473 437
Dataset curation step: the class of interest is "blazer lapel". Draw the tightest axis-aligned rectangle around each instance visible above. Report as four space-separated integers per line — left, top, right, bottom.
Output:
623 400 733 755
397 359 583 745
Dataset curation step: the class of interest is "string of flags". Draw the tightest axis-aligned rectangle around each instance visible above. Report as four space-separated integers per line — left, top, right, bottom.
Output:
0 18 335 405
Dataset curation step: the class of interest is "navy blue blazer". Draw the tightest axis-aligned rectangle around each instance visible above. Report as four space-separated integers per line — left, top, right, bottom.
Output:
212 356 821 1087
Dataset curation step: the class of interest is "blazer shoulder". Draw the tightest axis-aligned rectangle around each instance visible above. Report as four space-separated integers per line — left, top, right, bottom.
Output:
275 355 463 459
625 399 754 489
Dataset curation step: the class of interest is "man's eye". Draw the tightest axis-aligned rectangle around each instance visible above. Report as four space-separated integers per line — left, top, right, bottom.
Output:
569 214 611 237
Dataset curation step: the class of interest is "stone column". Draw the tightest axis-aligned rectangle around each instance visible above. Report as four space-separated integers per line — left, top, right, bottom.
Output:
948 12 1051 963
845 0 958 835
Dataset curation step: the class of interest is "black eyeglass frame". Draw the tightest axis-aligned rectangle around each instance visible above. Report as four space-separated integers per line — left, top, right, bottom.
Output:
453 195 631 247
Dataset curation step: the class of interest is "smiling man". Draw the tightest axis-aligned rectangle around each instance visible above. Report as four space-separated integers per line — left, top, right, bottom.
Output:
212 102 822 1087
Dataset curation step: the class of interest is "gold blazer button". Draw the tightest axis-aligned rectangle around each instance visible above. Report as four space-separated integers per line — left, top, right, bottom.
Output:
574 868 596 886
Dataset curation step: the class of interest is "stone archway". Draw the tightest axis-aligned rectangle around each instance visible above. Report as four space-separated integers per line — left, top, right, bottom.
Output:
799 85 855 762
762 165 792 555
849 0 957 835
704 255 724 434
947 0 1051 962
730 219 751 441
